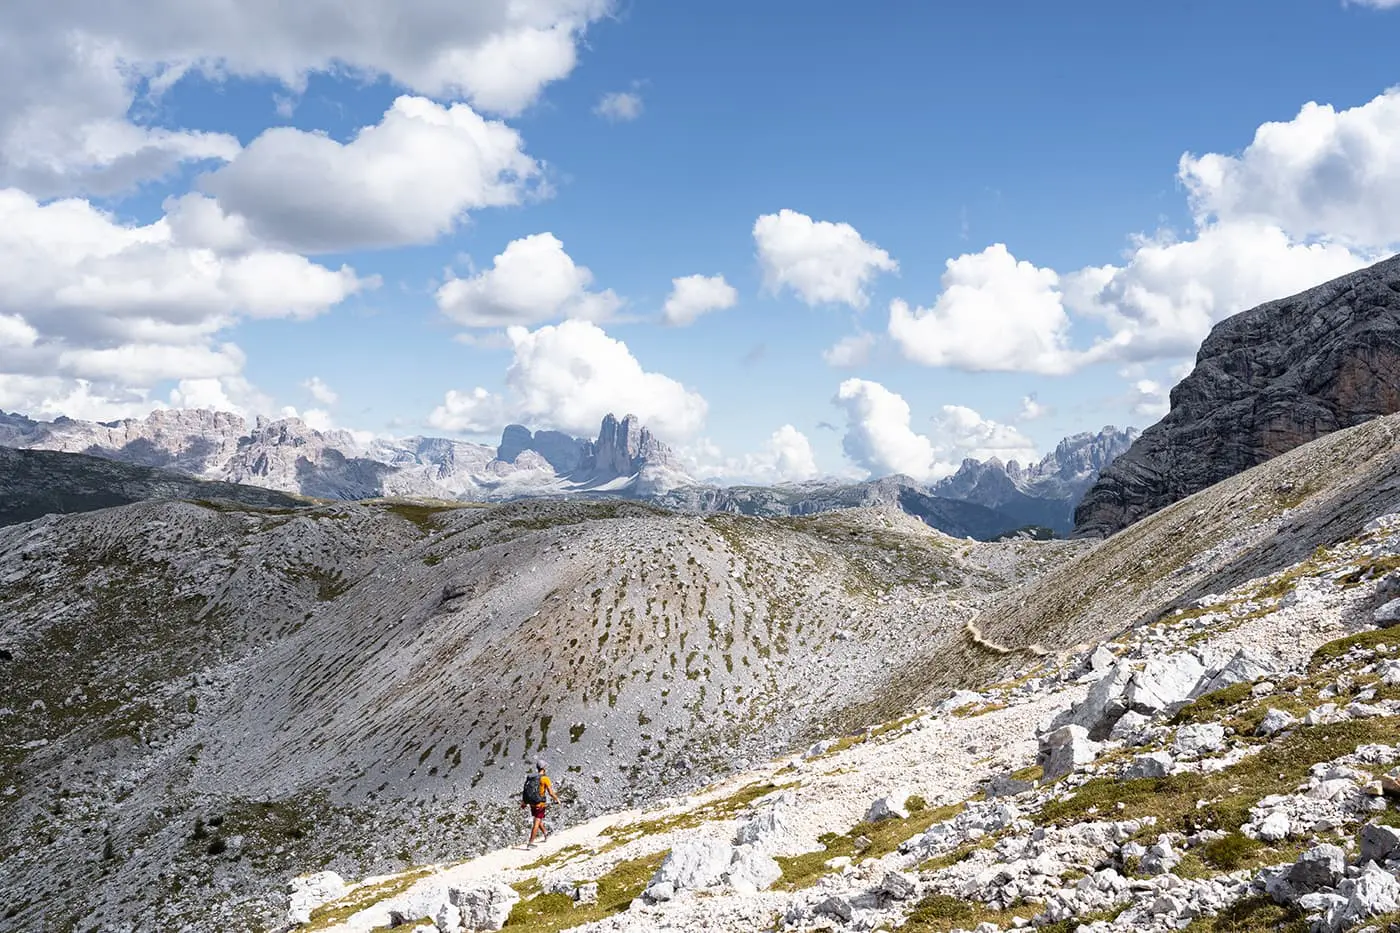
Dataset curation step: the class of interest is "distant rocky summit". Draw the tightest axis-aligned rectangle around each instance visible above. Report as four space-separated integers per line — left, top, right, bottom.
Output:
0 410 1133 539
932 426 1137 532
1075 253 1400 538
0 409 690 502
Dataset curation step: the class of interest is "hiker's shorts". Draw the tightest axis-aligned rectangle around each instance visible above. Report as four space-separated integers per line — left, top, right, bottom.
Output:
530 803 547 819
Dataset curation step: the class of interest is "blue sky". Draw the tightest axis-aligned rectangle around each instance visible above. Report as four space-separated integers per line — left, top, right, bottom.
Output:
2 1 1399 483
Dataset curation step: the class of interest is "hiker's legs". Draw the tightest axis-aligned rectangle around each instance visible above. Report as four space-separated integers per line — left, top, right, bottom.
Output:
527 815 542 845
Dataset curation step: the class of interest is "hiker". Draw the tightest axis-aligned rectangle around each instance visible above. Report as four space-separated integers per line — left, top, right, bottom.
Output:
521 758 561 848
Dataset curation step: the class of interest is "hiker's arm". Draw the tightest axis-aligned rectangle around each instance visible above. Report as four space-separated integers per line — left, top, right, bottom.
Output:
549 785 561 802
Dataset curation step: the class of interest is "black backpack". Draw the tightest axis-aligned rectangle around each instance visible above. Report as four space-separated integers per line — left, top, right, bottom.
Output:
522 773 543 805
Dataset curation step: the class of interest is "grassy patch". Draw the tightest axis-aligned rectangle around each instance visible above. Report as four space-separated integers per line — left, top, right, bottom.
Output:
380 500 462 532
1175 834 1312 880
1041 719 1400 835
1309 627 1399 672
774 802 963 890
1202 895 1307 933
1171 682 1254 725
303 868 435 931
503 850 667 932
897 893 1027 932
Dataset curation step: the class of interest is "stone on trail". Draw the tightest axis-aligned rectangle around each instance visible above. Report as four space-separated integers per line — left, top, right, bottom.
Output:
1040 724 1098 780
1268 844 1346 904
1257 811 1292 842
727 845 782 895
286 871 347 925
646 838 735 898
1109 709 1153 743
573 882 599 905
880 870 917 900
448 881 518 932
1123 650 1210 716
1196 648 1283 696
1089 645 1116 672
815 895 855 922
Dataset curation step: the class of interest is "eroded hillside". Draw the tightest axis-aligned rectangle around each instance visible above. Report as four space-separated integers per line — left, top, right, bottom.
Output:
0 497 1076 932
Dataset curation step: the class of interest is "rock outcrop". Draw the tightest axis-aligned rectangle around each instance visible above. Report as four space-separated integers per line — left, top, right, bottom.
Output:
1075 253 1400 538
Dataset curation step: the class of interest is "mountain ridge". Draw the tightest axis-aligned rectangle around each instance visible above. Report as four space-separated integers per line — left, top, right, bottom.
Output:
0 408 1135 539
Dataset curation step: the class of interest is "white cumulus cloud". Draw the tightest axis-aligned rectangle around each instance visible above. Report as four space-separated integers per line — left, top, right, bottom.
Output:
754 209 897 309
0 187 370 420
429 320 707 438
1179 89 1400 249
662 274 737 326
201 96 541 252
931 404 1037 465
0 0 612 195
687 425 820 484
437 233 621 328
888 243 1079 374
833 379 941 481
833 378 1038 481
1071 221 1369 363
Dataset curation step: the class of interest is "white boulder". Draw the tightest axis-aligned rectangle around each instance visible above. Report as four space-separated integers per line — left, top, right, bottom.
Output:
865 789 913 822
727 845 782 894
1376 598 1400 626
1125 751 1174 779
286 871 347 925
646 839 735 898
1256 708 1300 736
448 882 518 932
1040 724 1099 780
1173 722 1225 757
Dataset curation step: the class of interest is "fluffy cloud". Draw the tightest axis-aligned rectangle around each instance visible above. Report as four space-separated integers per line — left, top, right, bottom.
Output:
890 91 1397 376
595 90 643 122
437 233 621 327
202 96 541 252
1179 89 1400 249
1071 221 1368 362
662 274 737 326
0 0 611 194
0 187 369 419
822 332 876 368
888 244 1079 374
303 376 338 406
754 209 897 309
931 404 1037 465
687 425 820 484
429 320 707 438
833 379 940 481
833 379 1038 481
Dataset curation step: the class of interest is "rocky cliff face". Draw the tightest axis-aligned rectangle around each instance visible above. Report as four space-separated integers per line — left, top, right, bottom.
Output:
1075 254 1400 538
0 447 309 527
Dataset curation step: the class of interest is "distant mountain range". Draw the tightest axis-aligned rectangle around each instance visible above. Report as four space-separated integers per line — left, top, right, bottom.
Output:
0 408 1135 539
